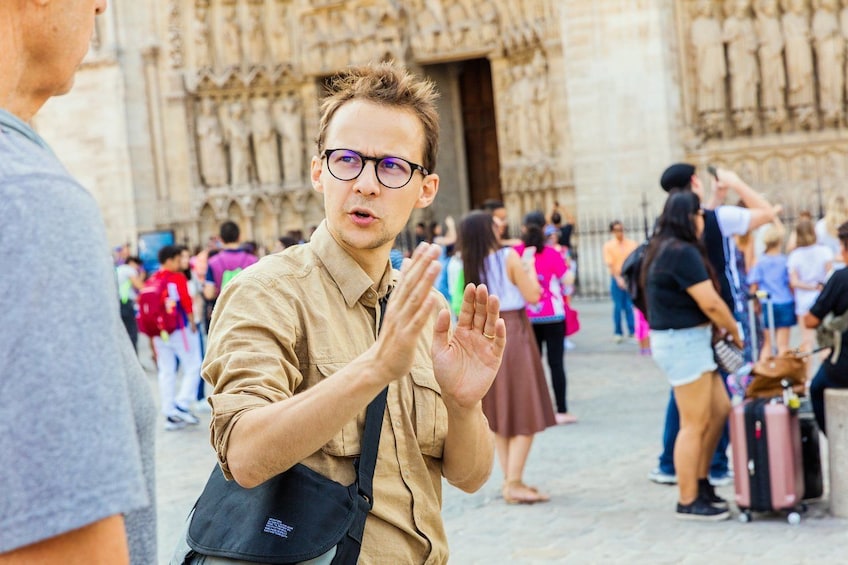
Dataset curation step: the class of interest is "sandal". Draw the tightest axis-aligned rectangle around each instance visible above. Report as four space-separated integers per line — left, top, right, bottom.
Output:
502 480 550 504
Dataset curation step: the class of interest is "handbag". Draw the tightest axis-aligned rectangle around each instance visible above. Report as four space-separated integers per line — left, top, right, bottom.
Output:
746 351 807 399
183 297 391 564
564 303 580 337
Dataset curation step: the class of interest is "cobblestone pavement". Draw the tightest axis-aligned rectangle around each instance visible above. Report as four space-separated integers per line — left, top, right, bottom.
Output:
150 300 847 564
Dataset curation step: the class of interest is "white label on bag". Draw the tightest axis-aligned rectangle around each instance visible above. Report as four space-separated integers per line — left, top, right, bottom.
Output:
264 517 294 538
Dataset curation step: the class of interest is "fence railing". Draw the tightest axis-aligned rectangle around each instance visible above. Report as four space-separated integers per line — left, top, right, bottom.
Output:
571 205 808 300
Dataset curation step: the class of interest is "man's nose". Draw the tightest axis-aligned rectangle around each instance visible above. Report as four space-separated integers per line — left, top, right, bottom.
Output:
353 163 381 196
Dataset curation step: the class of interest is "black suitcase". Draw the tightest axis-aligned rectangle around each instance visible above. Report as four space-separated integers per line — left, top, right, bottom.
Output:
799 401 824 500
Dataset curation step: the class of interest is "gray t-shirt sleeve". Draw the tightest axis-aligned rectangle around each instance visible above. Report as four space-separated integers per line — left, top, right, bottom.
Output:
0 173 153 555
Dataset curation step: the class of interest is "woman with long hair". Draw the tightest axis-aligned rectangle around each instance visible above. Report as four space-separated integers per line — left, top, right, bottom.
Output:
455 211 555 503
515 211 577 424
641 191 739 521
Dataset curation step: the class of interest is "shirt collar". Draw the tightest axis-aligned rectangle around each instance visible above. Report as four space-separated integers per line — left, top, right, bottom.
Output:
309 221 396 308
0 108 53 152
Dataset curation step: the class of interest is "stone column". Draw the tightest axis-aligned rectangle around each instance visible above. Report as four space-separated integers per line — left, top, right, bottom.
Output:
826 388 848 518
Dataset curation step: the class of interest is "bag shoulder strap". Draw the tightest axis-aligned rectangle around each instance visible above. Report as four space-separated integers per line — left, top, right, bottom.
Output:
355 293 391 507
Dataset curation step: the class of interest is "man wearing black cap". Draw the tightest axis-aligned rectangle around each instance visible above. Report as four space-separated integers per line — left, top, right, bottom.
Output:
648 163 778 487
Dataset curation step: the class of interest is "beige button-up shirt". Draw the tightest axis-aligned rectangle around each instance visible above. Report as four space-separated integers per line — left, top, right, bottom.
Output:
203 222 450 564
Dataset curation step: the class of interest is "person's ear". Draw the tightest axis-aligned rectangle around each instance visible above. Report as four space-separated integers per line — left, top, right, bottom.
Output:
414 173 439 209
310 155 324 194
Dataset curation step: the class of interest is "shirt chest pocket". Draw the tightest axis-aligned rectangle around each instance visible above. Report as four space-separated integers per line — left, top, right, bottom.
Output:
315 363 363 458
411 367 448 458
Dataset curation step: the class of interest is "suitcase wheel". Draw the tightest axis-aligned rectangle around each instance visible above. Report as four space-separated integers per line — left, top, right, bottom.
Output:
787 511 801 525
738 511 752 523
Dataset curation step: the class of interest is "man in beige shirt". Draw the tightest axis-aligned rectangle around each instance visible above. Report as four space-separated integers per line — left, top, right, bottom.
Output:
602 220 638 342
202 63 506 564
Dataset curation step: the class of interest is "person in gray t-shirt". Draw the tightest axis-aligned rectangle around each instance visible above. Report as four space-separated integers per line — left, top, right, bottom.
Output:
0 1 156 563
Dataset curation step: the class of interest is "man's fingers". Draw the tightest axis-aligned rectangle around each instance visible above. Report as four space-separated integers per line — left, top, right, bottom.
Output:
456 283 477 329
472 284 489 331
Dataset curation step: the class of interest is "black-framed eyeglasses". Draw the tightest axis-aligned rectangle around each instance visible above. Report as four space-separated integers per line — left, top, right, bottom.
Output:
322 148 429 189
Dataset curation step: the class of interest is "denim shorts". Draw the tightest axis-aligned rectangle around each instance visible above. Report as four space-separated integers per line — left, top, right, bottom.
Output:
650 325 716 387
763 301 796 329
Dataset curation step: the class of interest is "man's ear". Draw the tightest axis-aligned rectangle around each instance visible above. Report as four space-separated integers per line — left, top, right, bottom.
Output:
414 173 439 209
310 155 324 194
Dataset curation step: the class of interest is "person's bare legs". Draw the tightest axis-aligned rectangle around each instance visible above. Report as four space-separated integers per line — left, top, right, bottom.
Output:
494 433 509 478
701 372 731 478
502 434 549 503
505 435 533 484
775 327 791 356
673 371 713 504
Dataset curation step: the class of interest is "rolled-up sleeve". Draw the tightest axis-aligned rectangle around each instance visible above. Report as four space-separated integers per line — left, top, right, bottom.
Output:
202 272 303 479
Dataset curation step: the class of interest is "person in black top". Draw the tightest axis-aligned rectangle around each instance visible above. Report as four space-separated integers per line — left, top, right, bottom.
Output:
804 221 848 435
642 190 740 521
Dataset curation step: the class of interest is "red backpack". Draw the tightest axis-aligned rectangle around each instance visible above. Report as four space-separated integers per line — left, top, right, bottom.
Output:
136 272 181 338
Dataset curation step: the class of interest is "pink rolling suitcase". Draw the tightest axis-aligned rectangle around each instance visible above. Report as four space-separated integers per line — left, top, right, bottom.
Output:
729 396 806 523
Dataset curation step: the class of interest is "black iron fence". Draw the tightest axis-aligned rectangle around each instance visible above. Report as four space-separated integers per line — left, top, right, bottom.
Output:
572 204 809 300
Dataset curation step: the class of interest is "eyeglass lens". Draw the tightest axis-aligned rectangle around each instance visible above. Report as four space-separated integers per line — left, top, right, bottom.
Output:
327 149 414 188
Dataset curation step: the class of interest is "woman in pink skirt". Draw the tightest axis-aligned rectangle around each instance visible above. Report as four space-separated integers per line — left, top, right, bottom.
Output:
455 211 556 504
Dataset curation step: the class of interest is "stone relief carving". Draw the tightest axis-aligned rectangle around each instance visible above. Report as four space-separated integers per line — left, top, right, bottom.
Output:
782 0 817 128
498 50 555 162
218 1 243 71
841 0 848 104
411 0 501 57
691 0 727 137
250 97 281 185
192 0 213 70
223 101 252 186
269 1 292 65
168 0 183 68
196 98 229 187
754 0 788 131
812 0 844 126
723 0 759 132
682 0 848 137
273 94 304 185
244 0 268 68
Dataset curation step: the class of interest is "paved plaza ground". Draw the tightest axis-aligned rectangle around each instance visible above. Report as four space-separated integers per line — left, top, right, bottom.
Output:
149 300 847 564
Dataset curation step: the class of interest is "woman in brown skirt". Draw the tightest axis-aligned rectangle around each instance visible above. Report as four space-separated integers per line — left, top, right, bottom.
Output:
455 211 556 504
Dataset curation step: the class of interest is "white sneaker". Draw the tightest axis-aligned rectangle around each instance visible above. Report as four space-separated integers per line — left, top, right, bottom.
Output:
173 405 200 425
164 416 187 431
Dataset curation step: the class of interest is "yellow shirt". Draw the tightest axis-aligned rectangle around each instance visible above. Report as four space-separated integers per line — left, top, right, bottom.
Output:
204 222 450 564
602 237 638 277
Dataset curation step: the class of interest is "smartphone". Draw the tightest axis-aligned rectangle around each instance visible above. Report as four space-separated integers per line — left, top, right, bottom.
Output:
706 165 718 180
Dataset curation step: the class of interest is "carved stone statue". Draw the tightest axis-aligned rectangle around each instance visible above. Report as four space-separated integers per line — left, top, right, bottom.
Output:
273 95 304 184
244 1 267 67
224 101 252 186
250 98 281 185
782 0 817 128
217 2 242 70
477 0 500 44
301 14 328 71
515 64 537 157
812 0 844 126
530 50 552 156
196 98 228 187
377 5 403 59
192 1 213 70
724 0 760 132
446 0 472 48
691 0 727 136
754 0 788 131
414 0 447 53
269 0 292 65
841 0 848 106
353 6 378 62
